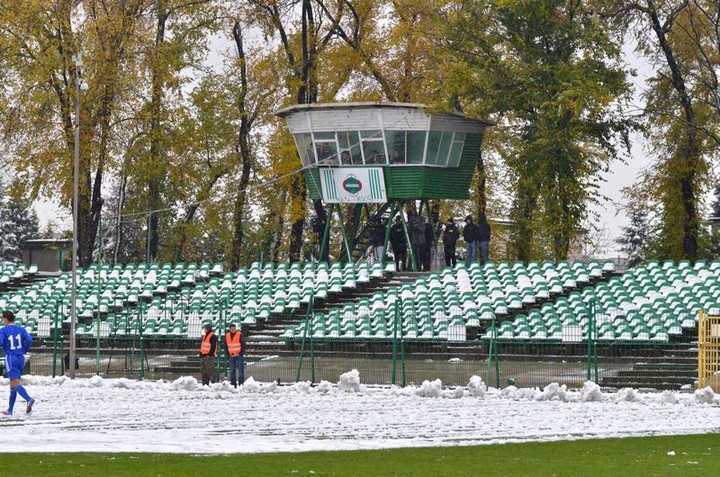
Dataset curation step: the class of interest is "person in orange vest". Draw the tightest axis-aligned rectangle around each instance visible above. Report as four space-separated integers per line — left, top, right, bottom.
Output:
224 323 246 387
199 323 218 386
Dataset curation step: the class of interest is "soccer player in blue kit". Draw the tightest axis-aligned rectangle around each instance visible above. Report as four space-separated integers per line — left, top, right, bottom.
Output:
1 310 35 416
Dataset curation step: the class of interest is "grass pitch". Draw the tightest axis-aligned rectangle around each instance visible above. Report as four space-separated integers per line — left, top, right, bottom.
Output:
2 434 716 476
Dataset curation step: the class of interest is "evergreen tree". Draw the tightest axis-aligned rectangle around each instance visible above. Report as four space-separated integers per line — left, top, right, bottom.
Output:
616 207 650 267
711 186 720 219
0 195 13 262
710 186 720 258
0 185 40 262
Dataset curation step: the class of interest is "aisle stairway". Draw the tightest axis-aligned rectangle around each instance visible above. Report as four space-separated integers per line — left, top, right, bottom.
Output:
599 346 698 391
245 270 430 358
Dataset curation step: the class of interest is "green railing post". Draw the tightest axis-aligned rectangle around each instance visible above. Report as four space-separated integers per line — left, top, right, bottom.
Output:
295 296 314 383
398 206 418 272
592 300 599 382
381 203 398 264
334 205 353 264
486 314 499 388
295 318 309 382
318 204 334 263
391 300 399 385
95 266 102 375
400 305 406 387
216 297 227 383
309 296 316 384
494 338 500 388
586 302 593 382
95 314 101 375
140 334 145 380
52 301 61 377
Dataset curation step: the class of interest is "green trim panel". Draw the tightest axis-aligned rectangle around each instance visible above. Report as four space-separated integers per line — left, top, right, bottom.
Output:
304 132 483 201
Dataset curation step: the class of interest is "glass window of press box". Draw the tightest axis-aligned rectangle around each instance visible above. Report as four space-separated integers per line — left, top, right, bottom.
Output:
293 130 466 167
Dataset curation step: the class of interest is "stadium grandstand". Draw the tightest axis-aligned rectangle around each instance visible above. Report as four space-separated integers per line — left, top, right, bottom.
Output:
0 257 711 391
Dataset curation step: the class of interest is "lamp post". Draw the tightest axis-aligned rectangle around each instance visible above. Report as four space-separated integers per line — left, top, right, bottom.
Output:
69 53 87 379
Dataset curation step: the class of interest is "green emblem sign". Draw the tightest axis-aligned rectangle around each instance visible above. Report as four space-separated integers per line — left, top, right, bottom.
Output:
342 175 362 195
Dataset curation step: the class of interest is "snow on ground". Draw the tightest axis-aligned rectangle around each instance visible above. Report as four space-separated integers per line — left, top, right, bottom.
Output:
1 371 719 454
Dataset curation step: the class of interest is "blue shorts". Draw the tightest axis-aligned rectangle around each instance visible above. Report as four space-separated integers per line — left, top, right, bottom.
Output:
4 355 26 380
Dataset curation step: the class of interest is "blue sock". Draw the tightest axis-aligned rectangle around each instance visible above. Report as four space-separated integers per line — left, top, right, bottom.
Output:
8 389 17 414
16 385 32 403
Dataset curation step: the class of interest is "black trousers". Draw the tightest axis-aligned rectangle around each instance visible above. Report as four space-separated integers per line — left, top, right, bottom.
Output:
444 245 457 267
200 355 215 386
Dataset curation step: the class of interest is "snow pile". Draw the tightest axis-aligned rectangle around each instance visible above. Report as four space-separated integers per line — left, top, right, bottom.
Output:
110 378 139 390
263 380 278 393
501 386 538 400
170 376 200 391
658 391 679 405
292 381 312 393
694 386 718 404
537 382 567 402
87 375 106 387
316 380 333 393
241 377 277 393
449 387 465 399
579 381 604 402
467 375 486 397
416 379 443 398
614 388 641 403
338 369 362 393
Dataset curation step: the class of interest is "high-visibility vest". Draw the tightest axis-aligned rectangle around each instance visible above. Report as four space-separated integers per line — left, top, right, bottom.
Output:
226 331 243 356
200 332 216 356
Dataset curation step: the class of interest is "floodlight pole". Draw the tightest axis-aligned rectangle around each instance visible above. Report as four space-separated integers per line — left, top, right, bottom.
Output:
69 53 83 379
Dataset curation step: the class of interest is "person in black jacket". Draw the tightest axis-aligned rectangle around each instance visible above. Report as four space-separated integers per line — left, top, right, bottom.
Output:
409 213 426 271
478 212 492 264
389 216 407 271
463 215 480 266
368 217 386 262
442 217 460 267
423 219 434 271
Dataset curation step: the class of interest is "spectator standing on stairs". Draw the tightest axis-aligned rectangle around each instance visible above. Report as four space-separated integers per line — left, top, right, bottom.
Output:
368 217 386 262
409 213 427 271
442 217 459 267
463 215 480 266
478 213 492 264
389 216 407 271
423 218 434 271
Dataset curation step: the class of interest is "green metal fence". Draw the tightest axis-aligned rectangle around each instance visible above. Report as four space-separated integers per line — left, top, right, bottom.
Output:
23 302 698 391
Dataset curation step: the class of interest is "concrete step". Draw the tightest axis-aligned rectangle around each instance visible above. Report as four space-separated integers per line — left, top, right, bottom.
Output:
615 369 697 378
632 362 697 371
600 375 696 390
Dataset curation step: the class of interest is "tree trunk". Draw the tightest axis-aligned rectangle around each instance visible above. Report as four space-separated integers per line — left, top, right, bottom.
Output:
474 151 487 220
649 6 700 260
230 21 254 270
147 0 168 262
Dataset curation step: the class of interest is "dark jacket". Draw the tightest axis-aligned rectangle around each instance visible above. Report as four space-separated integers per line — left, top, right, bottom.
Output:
442 223 459 247
478 219 491 241
390 222 406 251
463 222 480 243
424 223 434 247
369 220 386 247
409 215 426 246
